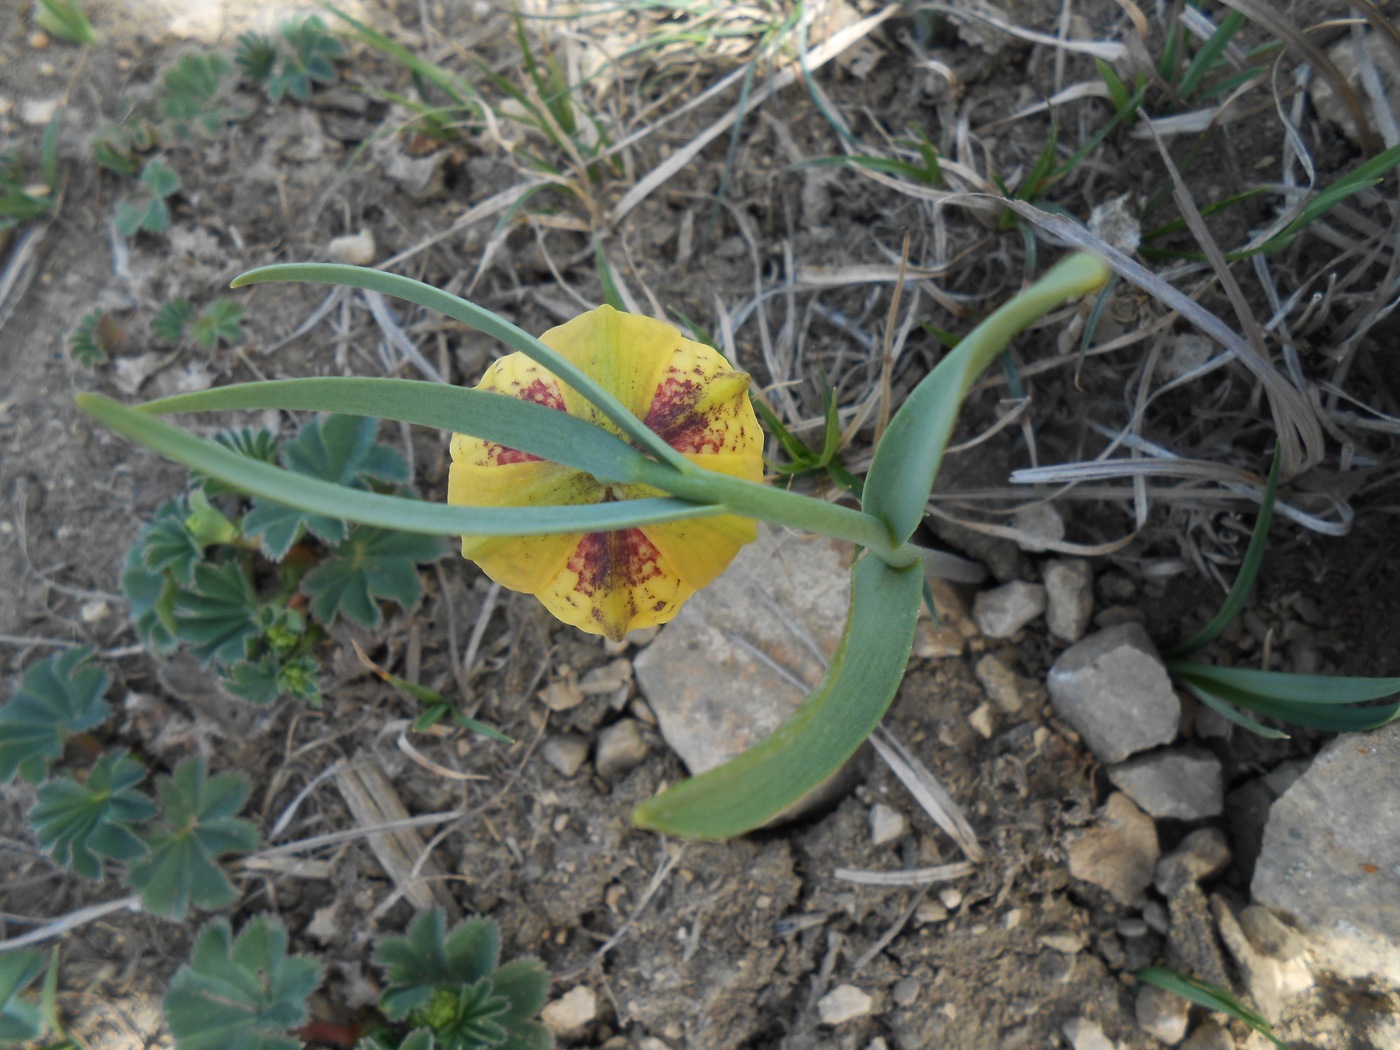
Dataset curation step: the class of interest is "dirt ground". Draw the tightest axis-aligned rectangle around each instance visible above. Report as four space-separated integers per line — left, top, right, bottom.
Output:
2 2 1399 1048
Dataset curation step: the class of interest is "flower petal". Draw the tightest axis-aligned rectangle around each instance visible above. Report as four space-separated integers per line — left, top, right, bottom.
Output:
539 306 675 431
644 341 761 459
538 528 693 641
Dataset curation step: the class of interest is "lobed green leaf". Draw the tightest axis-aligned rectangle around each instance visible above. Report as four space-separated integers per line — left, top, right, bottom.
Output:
0 648 111 785
31 749 154 880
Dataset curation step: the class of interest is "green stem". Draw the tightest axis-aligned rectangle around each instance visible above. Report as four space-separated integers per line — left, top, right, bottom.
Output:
627 459 919 568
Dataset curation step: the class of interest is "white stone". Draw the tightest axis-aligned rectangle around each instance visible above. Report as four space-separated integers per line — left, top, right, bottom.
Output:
541 985 597 1034
968 702 996 739
974 652 1033 713
1047 623 1180 764
1010 503 1065 552
540 734 589 778
1108 748 1224 820
1251 721 1400 985
817 984 873 1025
594 719 648 780
20 97 59 126
1044 559 1094 641
327 229 376 265
1155 828 1231 897
972 580 1046 638
1214 897 1312 1025
1063 1016 1118 1050
869 802 907 846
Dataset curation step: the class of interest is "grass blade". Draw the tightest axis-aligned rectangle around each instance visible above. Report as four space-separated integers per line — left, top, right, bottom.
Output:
1173 448 1280 655
1168 663 1400 705
1135 967 1290 1049
631 551 923 838
140 377 646 485
230 264 692 473
76 394 718 537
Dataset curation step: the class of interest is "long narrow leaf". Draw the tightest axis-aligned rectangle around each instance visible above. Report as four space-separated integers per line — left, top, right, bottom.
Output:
1168 662 1400 705
631 551 924 838
1172 671 1399 734
1135 967 1290 1049
864 252 1110 543
141 377 646 484
1173 448 1280 655
229 264 692 472
77 394 718 537
1178 680 1289 739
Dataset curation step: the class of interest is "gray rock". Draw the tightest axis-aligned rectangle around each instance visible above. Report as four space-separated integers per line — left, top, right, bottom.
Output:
541 734 589 778
891 976 920 1006
634 526 851 779
1135 983 1189 1045
1062 1017 1117 1050
1181 1021 1234 1050
541 986 596 1035
972 580 1046 638
1047 623 1181 764
594 719 648 780
1045 559 1094 641
1251 721 1400 984
1010 503 1065 552
1108 748 1224 820
1155 827 1232 897
1239 904 1306 962
1166 883 1230 988
1067 792 1160 905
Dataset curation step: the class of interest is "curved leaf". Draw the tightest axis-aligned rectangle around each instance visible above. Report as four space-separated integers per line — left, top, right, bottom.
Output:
631 550 924 838
142 377 646 485
228 264 692 472
864 252 1110 543
77 393 721 537
1168 662 1400 704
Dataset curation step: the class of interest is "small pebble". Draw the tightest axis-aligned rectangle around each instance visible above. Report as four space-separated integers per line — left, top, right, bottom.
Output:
541 986 597 1035
1063 1017 1116 1050
594 719 649 779
938 887 963 909
968 702 996 739
29 31 50 49
972 580 1047 638
817 984 873 1025
891 977 920 1007
327 229 376 265
869 802 908 846
1181 1021 1234 1050
541 734 589 778
1136 983 1189 1045
915 900 948 924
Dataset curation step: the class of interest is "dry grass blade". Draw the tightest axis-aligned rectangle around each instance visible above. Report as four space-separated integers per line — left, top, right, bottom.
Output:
870 727 983 862
334 754 460 916
917 2 1127 60
833 861 977 886
610 4 901 223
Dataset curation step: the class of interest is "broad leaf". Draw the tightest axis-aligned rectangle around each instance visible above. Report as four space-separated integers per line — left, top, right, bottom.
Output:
864 253 1110 543
165 914 323 1050
126 757 259 920
122 544 180 656
301 526 445 628
135 498 202 585
173 557 262 666
191 300 244 350
632 550 925 838
0 648 111 785
0 951 45 1044
31 749 154 879
375 911 500 1021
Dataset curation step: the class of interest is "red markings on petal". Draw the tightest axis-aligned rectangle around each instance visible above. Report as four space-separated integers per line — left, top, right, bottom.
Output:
479 376 568 464
568 528 665 597
645 371 730 454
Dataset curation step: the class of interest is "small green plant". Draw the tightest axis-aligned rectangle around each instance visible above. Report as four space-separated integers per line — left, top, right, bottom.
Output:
235 16 344 103
160 54 236 139
1137 967 1289 1049
122 413 443 707
365 910 551 1050
115 157 180 238
68 308 123 368
0 113 60 231
0 948 65 1047
153 298 245 350
1 650 260 924
33 0 97 45
164 914 322 1050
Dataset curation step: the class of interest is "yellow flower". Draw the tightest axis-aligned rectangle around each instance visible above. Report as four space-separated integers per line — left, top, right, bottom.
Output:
448 305 764 641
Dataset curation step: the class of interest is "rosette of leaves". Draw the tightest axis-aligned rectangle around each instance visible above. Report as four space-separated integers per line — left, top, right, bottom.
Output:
368 910 551 1050
235 16 343 102
120 414 444 706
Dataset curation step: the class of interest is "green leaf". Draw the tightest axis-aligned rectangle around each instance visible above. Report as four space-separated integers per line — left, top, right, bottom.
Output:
161 54 231 133
863 253 1110 544
165 914 323 1050
116 158 179 237
227 265 690 471
123 545 180 656
126 757 259 921
77 393 722 538
1173 449 1280 655
1170 663 1400 734
31 748 155 879
153 298 195 345
1135 967 1290 1049
69 308 112 367
136 497 203 585
0 951 46 1044
191 300 244 350
376 911 496 1022
34 0 98 44
632 550 924 838
302 526 444 628
173 556 262 666
234 32 277 82
142 378 645 486
0 648 111 785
